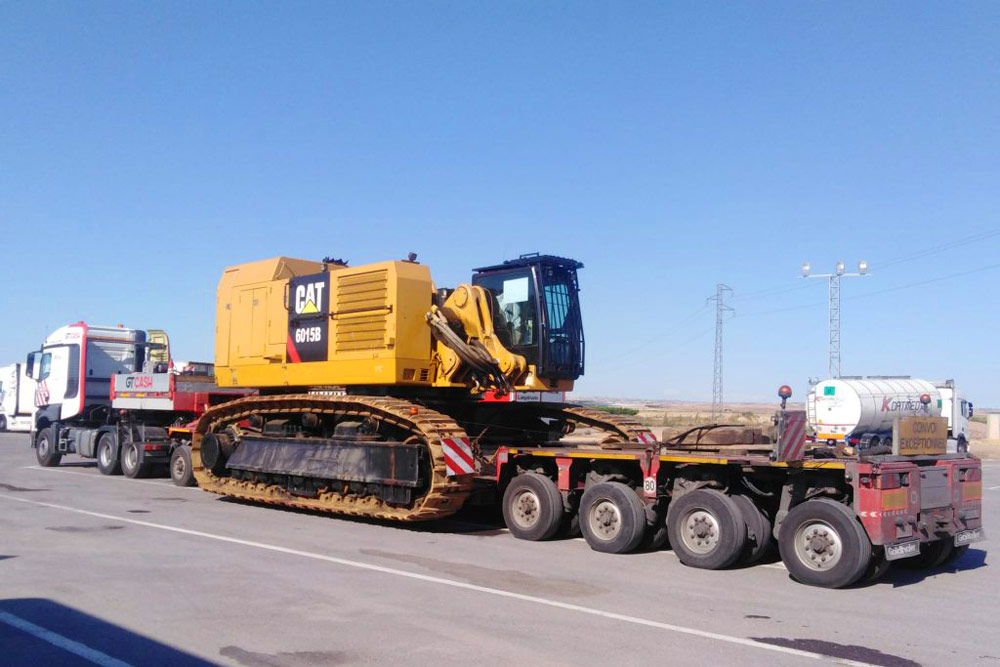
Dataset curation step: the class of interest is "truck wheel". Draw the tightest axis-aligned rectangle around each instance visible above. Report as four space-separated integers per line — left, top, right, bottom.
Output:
580 482 647 554
502 473 564 541
35 428 62 467
667 489 747 569
778 498 872 588
897 539 954 569
731 494 773 565
96 433 122 475
120 441 152 479
170 446 196 487
0 415 7 431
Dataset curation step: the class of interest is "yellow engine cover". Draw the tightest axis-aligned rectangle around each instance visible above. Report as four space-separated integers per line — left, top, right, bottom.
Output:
215 256 436 388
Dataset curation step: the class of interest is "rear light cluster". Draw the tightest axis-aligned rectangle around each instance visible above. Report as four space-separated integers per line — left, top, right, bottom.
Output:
143 444 167 452
875 472 909 489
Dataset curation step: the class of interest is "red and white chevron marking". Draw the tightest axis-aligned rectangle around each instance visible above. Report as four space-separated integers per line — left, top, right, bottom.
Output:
441 437 477 476
34 380 49 408
635 431 658 445
779 412 807 462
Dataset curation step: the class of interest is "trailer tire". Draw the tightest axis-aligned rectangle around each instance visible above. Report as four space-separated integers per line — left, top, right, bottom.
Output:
667 489 746 569
0 415 7 432
580 482 647 554
778 498 871 588
944 544 969 566
502 473 564 541
35 428 62 467
170 446 196 487
897 539 954 570
731 494 773 565
860 547 891 583
96 433 122 475
120 441 153 479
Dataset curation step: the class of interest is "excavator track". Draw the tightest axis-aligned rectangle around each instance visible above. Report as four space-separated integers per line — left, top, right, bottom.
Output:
558 405 658 448
191 394 473 521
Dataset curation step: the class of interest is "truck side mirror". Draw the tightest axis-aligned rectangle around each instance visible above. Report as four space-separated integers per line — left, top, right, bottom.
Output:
25 352 37 379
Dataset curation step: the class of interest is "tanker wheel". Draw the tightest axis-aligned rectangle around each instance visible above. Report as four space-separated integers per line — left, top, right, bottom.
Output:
170 446 196 487
897 539 954 569
121 441 153 479
731 494 773 565
778 498 871 588
502 473 564 541
35 428 62 467
96 433 122 475
667 489 746 570
580 482 646 554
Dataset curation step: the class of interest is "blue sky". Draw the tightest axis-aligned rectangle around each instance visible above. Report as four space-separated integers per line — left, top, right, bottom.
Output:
2 3 999 406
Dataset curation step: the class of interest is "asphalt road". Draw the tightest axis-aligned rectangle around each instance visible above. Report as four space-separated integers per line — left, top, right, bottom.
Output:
1 431 996 667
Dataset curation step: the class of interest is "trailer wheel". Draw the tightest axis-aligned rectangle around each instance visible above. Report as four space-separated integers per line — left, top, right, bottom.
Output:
897 539 954 570
640 505 669 551
502 473 564 541
667 489 746 569
96 433 122 476
35 428 62 467
120 441 153 479
580 482 647 554
860 547 891 583
0 415 7 432
944 544 969 566
778 498 871 588
170 446 196 487
731 494 773 565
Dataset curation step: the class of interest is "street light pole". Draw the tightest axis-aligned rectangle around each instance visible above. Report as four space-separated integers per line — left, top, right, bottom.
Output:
802 260 869 378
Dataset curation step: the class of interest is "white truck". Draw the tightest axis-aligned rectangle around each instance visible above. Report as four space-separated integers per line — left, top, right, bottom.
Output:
0 363 35 432
807 377 973 453
26 322 248 483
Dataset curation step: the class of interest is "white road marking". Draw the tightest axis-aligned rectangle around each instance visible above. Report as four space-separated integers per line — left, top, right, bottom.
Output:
0 493 874 667
24 466 200 491
0 610 134 667
988 486 1000 491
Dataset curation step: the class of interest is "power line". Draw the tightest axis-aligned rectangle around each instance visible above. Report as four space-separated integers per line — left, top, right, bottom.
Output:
875 228 1000 271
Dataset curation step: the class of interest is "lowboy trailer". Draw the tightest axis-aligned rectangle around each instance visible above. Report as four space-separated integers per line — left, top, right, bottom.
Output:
488 392 984 588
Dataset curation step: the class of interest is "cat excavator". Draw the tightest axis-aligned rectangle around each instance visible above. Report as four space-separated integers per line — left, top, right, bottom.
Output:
193 252 657 520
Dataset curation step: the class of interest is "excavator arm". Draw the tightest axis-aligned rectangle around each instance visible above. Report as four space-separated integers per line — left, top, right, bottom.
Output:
427 284 527 394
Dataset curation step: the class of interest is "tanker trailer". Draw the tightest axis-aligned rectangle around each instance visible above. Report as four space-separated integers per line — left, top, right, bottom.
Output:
807 377 972 453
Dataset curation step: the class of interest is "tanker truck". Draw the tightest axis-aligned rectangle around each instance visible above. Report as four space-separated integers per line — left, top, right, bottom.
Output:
807 377 972 453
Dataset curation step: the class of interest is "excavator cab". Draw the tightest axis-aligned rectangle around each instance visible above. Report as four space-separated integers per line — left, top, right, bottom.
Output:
472 254 585 381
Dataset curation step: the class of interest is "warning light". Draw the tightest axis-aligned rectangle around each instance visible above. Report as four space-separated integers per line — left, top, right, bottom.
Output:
778 385 793 399
409 406 420 416
920 393 931 405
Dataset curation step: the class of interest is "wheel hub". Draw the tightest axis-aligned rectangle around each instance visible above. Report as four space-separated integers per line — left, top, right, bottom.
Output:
681 509 720 554
795 521 843 571
589 500 622 540
512 490 540 529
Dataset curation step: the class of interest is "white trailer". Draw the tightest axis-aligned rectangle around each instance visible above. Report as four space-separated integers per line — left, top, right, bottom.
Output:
0 363 35 432
807 377 972 453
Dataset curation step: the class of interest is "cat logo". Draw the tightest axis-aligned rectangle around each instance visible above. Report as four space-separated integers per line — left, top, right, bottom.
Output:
294 281 325 315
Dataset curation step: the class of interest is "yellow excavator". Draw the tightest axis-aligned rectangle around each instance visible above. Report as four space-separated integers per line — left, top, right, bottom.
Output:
193 253 655 521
